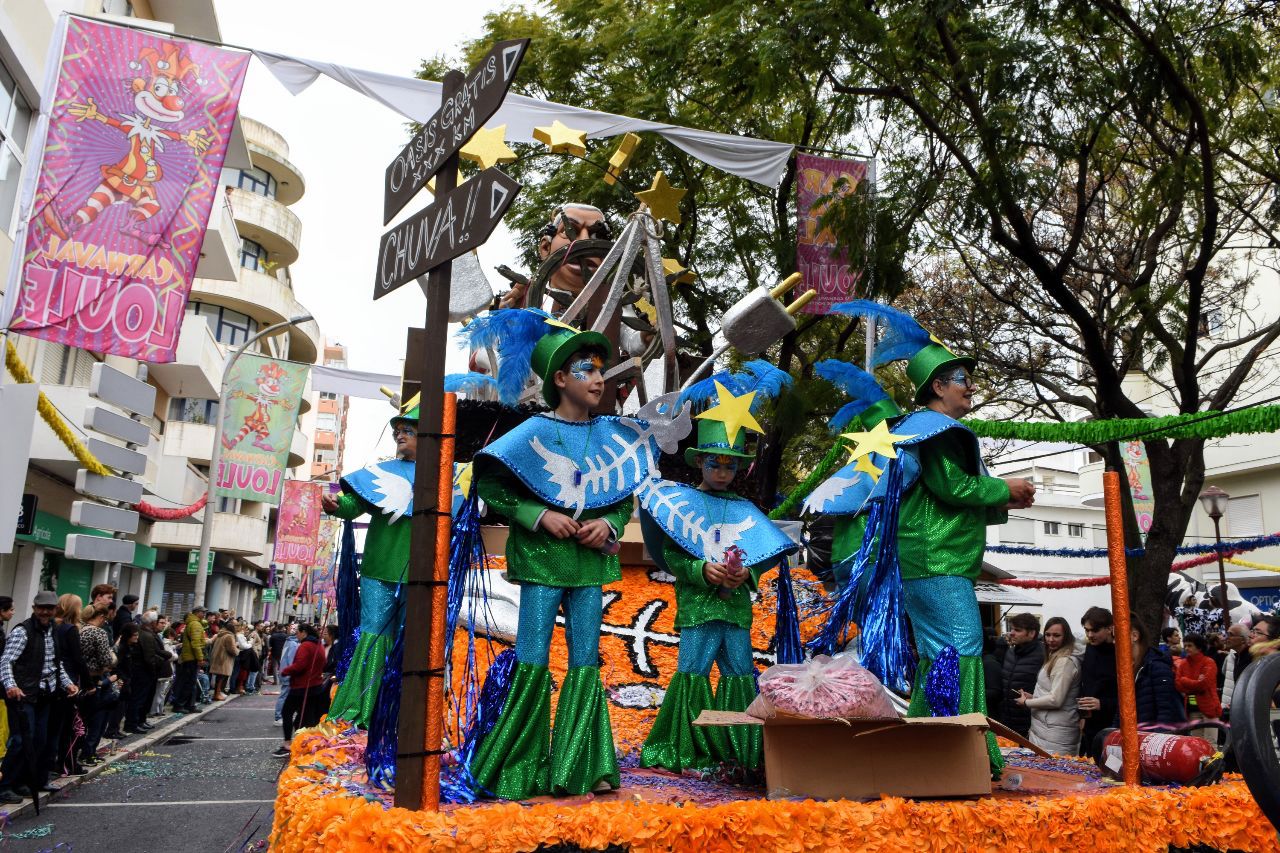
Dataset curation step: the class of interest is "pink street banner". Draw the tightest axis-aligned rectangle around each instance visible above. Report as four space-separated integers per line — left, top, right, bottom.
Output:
273 480 323 565
795 152 870 314
1123 440 1155 541
216 355 309 504
7 17 249 361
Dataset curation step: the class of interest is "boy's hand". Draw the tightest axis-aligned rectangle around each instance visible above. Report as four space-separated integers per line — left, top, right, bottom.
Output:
574 519 612 549
703 562 728 585
722 566 747 589
539 511 580 539
321 493 340 513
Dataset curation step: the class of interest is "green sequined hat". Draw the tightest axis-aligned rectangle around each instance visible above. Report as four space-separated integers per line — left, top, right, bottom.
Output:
905 344 976 405
390 403 420 429
683 418 755 466
529 322 612 409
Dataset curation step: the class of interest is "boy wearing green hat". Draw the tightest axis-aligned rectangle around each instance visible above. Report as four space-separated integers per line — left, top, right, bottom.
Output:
320 405 418 728
468 314 641 800
638 375 797 773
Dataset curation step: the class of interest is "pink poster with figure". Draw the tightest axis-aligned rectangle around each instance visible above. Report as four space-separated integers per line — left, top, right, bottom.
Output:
795 152 870 314
274 481 323 565
7 17 249 362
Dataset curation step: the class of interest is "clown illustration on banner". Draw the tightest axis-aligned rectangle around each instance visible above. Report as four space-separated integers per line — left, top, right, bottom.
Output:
5 17 248 362
216 354 308 504
794 152 870 314
273 480 323 565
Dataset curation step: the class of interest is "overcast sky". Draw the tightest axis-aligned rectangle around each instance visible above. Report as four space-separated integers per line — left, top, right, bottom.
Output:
216 0 521 474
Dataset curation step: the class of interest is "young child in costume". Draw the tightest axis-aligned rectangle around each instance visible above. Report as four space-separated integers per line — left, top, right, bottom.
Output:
638 364 797 773
465 309 676 800
826 301 1036 772
320 404 417 727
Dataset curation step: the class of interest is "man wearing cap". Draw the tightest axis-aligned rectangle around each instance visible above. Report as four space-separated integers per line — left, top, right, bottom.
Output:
0 591 79 803
112 593 140 638
320 404 416 727
466 309 649 800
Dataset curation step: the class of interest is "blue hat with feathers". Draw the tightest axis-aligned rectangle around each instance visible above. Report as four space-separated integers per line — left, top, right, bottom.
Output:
459 309 611 408
829 300 975 404
815 360 902 433
679 360 792 466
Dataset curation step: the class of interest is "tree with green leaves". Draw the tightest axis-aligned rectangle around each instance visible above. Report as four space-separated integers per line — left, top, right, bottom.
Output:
819 0 1280 635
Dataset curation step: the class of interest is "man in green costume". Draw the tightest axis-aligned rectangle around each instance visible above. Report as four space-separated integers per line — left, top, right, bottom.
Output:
320 405 417 727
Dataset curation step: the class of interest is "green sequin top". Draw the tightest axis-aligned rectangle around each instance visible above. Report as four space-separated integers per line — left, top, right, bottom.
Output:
327 492 409 584
897 431 1009 582
478 469 632 588
659 491 765 630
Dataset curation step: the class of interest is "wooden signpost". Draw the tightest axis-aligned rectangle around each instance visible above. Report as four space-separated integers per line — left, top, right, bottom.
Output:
379 42 527 811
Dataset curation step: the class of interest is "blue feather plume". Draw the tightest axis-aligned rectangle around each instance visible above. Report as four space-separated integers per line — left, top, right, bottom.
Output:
817 360 890 433
829 300 932 368
444 372 499 397
679 359 792 413
458 309 555 405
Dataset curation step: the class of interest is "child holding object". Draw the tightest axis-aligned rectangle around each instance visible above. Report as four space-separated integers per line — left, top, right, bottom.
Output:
638 364 798 773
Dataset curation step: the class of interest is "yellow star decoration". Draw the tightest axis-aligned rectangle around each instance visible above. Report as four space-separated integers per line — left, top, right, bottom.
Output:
604 132 641 185
633 297 657 325
852 454 883 481
695 381 763 445
839 420 917 463
543 316 582 333
454 461 474 498
635 170 687 224
662 257 696 285
533 120 588 156
460 125 517 170
401 392 421 413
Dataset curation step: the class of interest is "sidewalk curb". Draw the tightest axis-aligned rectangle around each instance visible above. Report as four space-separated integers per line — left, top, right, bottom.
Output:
1 693 242 822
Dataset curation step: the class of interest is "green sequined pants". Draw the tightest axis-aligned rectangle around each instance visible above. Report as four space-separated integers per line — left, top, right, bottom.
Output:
641 621 761 772
329 576 404 728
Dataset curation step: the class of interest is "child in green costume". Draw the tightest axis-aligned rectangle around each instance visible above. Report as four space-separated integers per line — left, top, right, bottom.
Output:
639 369 797 773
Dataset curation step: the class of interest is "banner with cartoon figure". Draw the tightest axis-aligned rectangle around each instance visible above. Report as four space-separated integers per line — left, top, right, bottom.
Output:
795 152 870 314
273 480 322 565
216 355 308 504
6 17 248 362
309 517 341 600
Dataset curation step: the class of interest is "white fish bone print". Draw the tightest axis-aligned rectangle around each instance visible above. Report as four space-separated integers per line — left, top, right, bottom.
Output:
642 480 756 562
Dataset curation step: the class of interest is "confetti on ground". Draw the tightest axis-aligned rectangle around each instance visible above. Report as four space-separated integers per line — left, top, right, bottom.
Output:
4 822 54 838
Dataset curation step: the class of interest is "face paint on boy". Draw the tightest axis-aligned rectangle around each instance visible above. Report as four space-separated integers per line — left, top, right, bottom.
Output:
702 456 739 473
568 356 603 382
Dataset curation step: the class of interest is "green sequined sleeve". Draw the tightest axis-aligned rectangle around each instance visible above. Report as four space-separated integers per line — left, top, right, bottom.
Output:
477 470 546 531
919 434 1010 512
664 539 709 587
602 495 635 540
329 492 368 521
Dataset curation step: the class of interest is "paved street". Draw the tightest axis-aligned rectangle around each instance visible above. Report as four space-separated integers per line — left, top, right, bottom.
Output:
0 690 284 852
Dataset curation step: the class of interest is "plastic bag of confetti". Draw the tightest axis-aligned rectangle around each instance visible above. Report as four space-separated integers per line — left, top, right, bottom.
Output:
749 654 897 719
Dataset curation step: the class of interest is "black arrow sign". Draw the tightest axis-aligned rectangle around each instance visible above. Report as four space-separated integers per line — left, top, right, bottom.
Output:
382 38 529 225
374 167 522 299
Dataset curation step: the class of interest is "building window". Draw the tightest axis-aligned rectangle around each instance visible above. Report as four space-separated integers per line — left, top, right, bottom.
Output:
40 342 98 386
224 166 277 199
320 391 337 400
169 398 219 425
1043 521 1060 536
101 0 134 14
186 301 259 347
316 413 338 432
1067 523 1084 537
239 237 267 272
0 60 32 233
1001 518 1035 545
1228 494 1263 538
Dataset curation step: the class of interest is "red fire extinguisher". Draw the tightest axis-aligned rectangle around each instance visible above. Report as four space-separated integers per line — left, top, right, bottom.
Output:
1095 728 1223 785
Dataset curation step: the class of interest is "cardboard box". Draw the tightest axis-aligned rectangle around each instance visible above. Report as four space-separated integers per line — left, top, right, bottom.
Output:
694 710 993 800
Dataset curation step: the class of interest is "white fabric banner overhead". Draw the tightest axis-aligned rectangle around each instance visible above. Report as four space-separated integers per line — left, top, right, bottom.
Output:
310 364 401 401
252 50 794 188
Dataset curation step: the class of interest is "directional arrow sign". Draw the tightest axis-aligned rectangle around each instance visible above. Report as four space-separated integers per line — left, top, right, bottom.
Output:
383 38 529 224
374 167 521 299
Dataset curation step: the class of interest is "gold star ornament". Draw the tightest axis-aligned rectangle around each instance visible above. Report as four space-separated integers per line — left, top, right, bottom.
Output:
695 381 764 444
454 461 474 498
852 454 883 481
662 257 696 285
635 170 687 224
460 125 517 169
533 120 588 156
604 132 641 185
839 420 917 463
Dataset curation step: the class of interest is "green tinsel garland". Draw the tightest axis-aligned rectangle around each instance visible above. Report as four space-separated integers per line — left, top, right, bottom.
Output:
771 438 847 520
964 406 1280 444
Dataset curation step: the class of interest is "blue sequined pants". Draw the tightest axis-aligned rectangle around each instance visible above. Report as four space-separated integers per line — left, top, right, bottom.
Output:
902 575 983 658
676 621 754 677
514 584 602 668
361 575 405 637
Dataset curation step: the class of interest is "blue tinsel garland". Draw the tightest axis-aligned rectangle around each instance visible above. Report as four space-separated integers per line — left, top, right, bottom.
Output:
924 645 960 717
773 560 804 665
335 519 361 681
987 529 1280 559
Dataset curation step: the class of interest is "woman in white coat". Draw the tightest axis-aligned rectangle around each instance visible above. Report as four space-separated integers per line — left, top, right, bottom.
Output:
1015 616 1081 755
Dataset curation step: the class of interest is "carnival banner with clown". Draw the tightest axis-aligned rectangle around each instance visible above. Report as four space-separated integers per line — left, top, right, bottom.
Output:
5 17 248 362
794 152 870 315
273 480 323 565
216 354 309 504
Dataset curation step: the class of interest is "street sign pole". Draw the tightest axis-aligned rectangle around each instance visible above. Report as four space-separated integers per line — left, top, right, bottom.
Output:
395 69 462 812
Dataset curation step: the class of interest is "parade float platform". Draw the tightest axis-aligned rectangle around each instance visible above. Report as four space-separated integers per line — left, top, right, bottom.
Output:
270 723 1280 853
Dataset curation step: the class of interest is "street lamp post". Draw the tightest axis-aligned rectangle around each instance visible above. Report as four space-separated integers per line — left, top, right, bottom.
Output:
194 314 313 610
1198 484 1232 631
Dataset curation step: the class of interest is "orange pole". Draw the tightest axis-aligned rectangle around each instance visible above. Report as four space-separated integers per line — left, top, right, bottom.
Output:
1103 470 1141 786
422 391 456 810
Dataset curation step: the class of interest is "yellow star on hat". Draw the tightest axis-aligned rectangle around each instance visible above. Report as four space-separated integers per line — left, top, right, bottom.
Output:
460 125 517 170
695 381 763 444
533 120 588 156
454 461 474 498
840 420 917 463
852 454 883 481
635 170 687 224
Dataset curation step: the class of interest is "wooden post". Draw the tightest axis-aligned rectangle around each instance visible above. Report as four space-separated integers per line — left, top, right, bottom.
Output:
1103 469 1141 786
394 68 463 811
